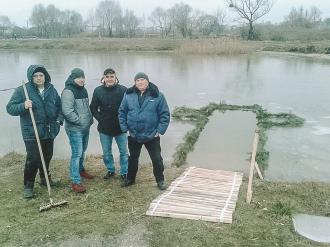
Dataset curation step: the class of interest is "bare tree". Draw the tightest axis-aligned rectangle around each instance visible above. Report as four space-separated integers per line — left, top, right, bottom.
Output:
168 3 192 38
46 5 61 38
30 4 48 37
123 9 139 38
60 10 83 37
149 7 172 38
284 6 322 28
0 16 11 37
215 8 226 25
226 0 274 40
96 0 122 37
197 14 220 36
309 6 322 24
85 9 98 32
30 3 83 38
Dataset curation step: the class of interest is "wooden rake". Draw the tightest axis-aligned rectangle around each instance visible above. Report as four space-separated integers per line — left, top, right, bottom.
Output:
22 81 68 212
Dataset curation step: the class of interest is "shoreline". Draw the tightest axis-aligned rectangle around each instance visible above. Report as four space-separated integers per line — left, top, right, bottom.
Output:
1 38 330 56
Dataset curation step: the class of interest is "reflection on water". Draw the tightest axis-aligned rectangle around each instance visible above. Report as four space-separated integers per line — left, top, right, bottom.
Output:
186 111 256 175
1 50 330 181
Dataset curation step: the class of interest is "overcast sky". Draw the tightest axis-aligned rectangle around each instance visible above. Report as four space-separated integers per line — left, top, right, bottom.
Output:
1 0 330 26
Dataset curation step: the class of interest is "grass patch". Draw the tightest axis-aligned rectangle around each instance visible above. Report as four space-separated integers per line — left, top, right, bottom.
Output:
171 102 304 170
0 152 329 246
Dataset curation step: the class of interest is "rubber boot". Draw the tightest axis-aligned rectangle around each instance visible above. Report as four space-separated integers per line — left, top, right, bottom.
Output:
23 182 34 199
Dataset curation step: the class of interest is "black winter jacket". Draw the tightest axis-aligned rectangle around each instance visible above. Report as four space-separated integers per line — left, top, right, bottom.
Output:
90 83 127 136
6 65 63 141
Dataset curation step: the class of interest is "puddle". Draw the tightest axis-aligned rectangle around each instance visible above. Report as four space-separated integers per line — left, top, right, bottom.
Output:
293 214 330 243
186 111 256 175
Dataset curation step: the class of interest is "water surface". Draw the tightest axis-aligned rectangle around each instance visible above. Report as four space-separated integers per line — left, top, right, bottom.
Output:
186 111 256 175
1 50 330 181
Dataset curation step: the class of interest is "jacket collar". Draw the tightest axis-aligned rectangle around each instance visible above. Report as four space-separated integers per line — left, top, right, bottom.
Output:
126 82 159 98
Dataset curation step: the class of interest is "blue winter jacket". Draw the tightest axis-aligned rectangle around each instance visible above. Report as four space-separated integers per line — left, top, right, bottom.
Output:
119 82 170 143
6 65 63 141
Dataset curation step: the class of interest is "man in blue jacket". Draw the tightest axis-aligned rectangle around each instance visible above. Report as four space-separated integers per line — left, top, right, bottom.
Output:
119 72 170 190
6 65 63 199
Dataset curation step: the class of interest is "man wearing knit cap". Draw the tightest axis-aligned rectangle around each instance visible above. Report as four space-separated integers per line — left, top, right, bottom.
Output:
119 72 170 190
90 68 128 180
6 65 63 199
61 68 94 193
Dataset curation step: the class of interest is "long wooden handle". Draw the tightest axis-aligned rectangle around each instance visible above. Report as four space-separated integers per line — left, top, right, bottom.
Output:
22 81 51 196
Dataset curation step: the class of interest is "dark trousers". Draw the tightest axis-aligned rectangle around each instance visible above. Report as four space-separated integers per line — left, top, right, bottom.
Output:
23 139 54 186
127 136 164 182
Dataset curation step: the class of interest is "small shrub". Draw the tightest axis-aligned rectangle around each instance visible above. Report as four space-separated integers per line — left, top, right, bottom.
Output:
325 47 330 54
270 201 293 217
305 45 316 53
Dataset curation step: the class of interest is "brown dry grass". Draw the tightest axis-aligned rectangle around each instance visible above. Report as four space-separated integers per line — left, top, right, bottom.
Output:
176 38 260 55
1 37 330 55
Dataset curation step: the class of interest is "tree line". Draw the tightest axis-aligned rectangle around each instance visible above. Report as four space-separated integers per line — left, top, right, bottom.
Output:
1 0 330 40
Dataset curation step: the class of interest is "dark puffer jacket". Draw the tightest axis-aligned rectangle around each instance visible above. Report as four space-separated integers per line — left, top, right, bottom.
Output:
6 65 63 141
118 82 170 143
90 83 127 136
61 75 93 132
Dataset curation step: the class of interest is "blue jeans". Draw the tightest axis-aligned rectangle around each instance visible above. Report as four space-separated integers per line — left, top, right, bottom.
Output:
66 130 89 184
99 132 128 176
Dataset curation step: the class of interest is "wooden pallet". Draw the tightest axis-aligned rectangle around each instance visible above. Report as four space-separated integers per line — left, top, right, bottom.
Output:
146 167 243 223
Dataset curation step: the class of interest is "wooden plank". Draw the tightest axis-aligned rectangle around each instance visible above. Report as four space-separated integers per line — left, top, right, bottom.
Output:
147 167 242 224
146 211 232 223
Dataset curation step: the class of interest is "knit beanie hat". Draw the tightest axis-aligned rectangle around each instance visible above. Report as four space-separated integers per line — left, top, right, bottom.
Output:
71 68 85 79
103 68 116 75
134 72 149 82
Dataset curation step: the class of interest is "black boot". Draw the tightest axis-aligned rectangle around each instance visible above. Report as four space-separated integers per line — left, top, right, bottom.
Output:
23 182 34 199
121 178 135 187
157 180 167 190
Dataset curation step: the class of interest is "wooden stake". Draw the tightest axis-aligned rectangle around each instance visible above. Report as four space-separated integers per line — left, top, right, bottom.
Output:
254 162 264 180
246 127 259 203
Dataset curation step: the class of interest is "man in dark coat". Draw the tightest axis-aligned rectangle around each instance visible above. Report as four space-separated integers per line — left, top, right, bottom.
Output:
119 72 170 190
90 68 128 180
6 65 63 199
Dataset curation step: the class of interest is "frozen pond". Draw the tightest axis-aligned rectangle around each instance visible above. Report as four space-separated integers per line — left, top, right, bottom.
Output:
1 50 330 181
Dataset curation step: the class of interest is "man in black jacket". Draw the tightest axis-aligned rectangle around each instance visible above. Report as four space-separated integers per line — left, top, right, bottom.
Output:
90 68 128 180
6 65 63 199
